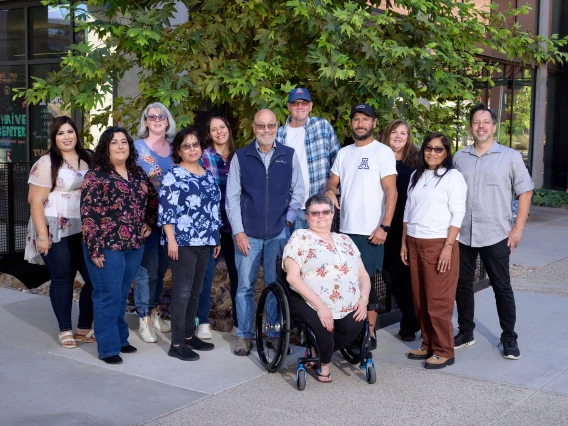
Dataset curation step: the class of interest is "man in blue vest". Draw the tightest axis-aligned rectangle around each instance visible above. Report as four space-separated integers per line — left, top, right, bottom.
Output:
226 108 305 356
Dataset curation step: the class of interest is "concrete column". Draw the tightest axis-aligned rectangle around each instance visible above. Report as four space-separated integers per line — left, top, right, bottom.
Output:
531 0 550 189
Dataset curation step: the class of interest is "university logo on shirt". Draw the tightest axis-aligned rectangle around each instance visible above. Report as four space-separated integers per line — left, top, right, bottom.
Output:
358 158 370 169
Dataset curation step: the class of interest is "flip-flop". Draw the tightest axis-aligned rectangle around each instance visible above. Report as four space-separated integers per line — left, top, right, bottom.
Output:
313 369 332 383
74 329 96 343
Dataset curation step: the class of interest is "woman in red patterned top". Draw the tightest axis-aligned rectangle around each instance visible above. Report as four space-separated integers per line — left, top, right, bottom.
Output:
81 126 158 364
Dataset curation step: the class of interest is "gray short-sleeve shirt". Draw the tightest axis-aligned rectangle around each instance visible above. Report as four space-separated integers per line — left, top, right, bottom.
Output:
453 142 533 248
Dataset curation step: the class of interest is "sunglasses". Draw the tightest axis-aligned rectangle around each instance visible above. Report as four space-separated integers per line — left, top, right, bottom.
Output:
180 142 201 151
307 209 333 217
146 114 167 122
424 146 446 154
289 101 310 107
253 123 278 131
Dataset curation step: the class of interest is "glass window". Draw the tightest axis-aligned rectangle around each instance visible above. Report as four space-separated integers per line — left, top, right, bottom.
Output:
0 9 25 61
29 5 72 60
0 66 27 163
29 64 66 161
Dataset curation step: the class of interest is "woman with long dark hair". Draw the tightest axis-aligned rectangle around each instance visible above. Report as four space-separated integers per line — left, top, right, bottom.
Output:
380 119 421 341
25 116 95 348
196 116 239 339
81 126 158 364
401 132 467 369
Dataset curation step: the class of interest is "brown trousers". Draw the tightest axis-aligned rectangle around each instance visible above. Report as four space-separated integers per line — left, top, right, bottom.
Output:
407 236 459 358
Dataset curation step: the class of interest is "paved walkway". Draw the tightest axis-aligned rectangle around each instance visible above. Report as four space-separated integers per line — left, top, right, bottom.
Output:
0 206 567 425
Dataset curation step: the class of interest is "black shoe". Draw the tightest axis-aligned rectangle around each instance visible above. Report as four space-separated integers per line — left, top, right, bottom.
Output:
454 331 475 349
168 344 200 361
499 338 521 360
370 337 377 351
185 336 214 351
120 344 137 353
102 355 123 364
398 330 416 342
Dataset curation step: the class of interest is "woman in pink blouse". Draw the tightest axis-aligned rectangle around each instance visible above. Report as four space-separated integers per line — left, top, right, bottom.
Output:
282 194 371 383
25 116 95 349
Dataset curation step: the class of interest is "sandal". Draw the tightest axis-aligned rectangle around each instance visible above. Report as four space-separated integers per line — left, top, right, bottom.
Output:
74 329 96 343
58 331 77 349
313 369 332 383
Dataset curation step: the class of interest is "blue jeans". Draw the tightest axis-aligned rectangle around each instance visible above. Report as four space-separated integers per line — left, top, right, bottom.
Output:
235 228 287 339
83 244 144 359
43 233 93 332
289 209 308 235
134 228 169 318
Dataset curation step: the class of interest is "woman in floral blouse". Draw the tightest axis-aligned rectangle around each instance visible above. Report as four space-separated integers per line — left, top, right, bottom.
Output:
81 126 158 364
282 194 371 383
158 127 221 362
25 116 94 349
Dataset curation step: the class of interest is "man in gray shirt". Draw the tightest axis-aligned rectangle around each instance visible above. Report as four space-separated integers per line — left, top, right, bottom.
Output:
226 108 305 356
453 103 533 360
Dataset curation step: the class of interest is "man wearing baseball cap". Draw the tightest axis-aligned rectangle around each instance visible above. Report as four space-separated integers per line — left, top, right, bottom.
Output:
325 104 398 348
276 88 340 232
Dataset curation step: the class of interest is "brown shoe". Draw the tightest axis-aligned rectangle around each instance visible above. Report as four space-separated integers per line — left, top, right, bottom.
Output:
234 338 252 356
425 354 455 369
407 347 432 360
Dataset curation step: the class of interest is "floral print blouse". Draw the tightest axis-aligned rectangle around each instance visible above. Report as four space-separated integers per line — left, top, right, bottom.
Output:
25 155 89 265
158 165 222 247
282 229 362 319
80 166 158 258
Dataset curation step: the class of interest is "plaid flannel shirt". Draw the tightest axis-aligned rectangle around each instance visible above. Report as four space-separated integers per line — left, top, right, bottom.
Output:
276 116 340 199
201 147 231 234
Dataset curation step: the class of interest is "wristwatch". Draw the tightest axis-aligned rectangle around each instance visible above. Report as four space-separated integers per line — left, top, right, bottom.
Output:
380 224 390 233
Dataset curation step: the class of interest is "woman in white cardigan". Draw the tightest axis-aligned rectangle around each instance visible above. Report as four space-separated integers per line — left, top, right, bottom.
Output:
401 132 467 369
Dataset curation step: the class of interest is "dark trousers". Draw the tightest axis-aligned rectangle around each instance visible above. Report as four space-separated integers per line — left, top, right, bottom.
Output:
170 246 211 345
197 231 239 326
289 291 364 364
43 233 94 332
383 224 420 334
407 237 459 358
456 238 517 339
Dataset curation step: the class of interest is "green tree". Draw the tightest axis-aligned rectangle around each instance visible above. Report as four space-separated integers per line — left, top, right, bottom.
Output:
22 0 568 145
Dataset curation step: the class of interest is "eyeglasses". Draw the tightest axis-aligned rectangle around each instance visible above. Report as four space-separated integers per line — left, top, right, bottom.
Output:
289 101 310 107
424 146 445 154
307 209 333 217
253 123 278 131
180 142 201 151
146 114 167 122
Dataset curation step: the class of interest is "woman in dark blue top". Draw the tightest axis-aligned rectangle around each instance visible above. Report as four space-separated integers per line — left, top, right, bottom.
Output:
158 127 221 361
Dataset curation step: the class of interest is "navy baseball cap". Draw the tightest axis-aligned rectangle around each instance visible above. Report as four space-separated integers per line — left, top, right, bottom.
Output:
350 103 376 119
288 88 312 103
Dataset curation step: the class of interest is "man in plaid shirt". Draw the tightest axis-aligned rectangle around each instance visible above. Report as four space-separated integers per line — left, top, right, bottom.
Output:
276 87 340 232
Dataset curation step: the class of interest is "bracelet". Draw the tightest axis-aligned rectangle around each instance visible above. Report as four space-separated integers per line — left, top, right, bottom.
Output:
360 295 369 303
444 241 453 247
36 236 49 242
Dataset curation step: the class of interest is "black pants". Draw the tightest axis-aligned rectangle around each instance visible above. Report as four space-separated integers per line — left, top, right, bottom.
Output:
289 291 364 364
456 238 517 339
170 246 211 345
383 224 419 335
220 231 240 326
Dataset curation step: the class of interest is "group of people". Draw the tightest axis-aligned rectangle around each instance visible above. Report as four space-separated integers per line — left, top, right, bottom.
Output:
25 88 533 378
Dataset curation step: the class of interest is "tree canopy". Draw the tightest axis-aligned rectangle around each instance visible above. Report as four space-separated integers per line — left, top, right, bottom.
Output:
23 0 568 145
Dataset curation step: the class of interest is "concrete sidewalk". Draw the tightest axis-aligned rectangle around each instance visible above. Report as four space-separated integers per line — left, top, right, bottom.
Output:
1 206 567 426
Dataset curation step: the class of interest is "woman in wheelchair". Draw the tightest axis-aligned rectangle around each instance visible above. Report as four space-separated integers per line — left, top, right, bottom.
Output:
282 194 372 383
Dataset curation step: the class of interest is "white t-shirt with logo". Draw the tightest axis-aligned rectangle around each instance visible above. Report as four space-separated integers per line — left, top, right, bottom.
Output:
330 140 397 235
285 125 310 208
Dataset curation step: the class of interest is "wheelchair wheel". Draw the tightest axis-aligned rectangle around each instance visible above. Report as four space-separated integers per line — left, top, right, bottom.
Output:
255 282 290 373
366 363 376 384
296 367 307 391
339 346 359 365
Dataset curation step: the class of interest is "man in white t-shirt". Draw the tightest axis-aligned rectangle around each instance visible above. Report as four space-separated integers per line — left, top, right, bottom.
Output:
325 103 398 346
276 88 340 232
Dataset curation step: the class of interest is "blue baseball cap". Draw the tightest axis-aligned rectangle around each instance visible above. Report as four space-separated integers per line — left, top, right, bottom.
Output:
287 88 312 103
350 103 376 119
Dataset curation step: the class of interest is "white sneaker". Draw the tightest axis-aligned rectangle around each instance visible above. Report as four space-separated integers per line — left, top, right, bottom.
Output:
197 323 212 340
231 326 238 337
139 316 158 343
151 309 171 333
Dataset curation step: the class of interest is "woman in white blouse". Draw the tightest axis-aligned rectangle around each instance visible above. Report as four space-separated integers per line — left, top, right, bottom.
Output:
25 116 95 349
401 132 467 369
283 194 371 383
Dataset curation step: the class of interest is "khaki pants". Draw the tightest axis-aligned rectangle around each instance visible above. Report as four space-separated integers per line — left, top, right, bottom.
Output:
407 236 459 358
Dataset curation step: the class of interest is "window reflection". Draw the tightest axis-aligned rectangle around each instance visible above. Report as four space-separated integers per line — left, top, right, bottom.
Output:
29 6 72 59
0 9 25 61
0 66 27 163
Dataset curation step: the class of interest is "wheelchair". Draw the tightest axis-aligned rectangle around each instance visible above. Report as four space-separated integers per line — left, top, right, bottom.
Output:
255 256 377 390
